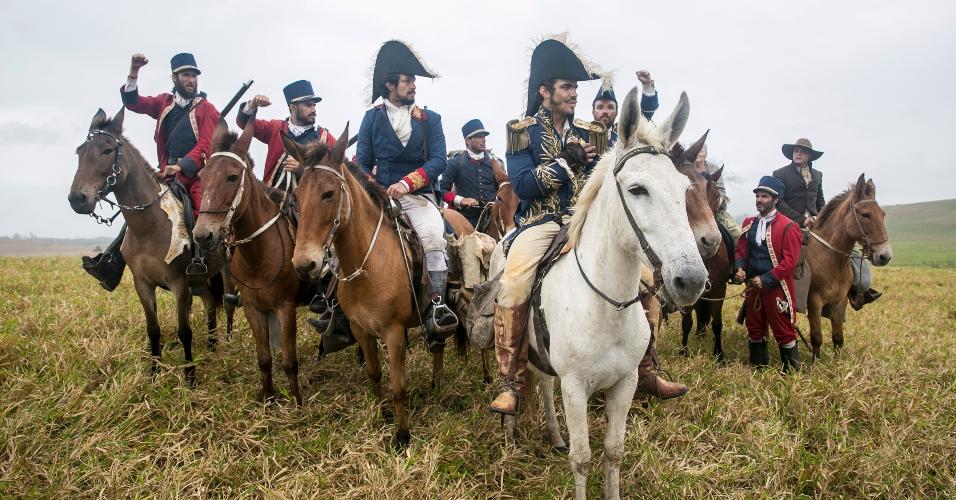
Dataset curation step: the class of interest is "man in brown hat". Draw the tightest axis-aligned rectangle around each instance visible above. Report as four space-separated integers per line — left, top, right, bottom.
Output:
772 138 881 310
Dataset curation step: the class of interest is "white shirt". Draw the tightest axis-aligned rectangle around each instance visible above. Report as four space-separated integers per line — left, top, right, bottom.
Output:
755 209 777 247
287 120 313 138
383 99 413 146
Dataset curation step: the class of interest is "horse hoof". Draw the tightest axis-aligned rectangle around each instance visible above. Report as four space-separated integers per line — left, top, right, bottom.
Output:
552 445 569 454
678 347 690 358
393 430 411 451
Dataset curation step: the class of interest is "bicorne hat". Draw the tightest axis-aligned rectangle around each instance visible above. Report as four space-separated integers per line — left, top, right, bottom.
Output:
170 53 200 75
525 34 607 117
369 40 438 104
754 175 786 197
782 137 823 161
461 119 489 139
283 80 322 105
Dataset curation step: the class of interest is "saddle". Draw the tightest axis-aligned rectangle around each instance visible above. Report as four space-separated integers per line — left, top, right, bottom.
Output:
387 203 433 327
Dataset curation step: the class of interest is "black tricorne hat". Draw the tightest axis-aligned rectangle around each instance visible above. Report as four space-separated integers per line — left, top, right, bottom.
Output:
370 40 438 104
283 80 321 105
170 53 200 75
525 35 605 116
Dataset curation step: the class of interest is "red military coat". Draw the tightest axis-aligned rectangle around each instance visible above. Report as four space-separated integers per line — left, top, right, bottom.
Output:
120 87 220 175
735 213 803 323
236 110 336 184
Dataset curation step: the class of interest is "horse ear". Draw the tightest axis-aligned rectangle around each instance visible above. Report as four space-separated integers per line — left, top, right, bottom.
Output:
656 91 690 149
853 173 867 200
683 129 709 164
281 132 306 164
712 165 724 183
865 178 876 198
211 119 229 152
90 108 108 129
233 116 254 154
108 108 125 134
330 122 349 164
618 87 644 149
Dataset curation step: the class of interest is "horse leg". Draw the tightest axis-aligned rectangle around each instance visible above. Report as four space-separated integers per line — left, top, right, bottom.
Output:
201 290 218 351
538 373 567 451
383 325 410 450
560 379 592 500
431 349 444 390
712 300 725 362
174 285 196 387
352 325 382 399
277 305 301 405
603 373 639 500
695 301 709 339
679 311 692 357
133 277 162 377
480 348 492 385
831 297 848 354
807 294 824 361
245 307 275 401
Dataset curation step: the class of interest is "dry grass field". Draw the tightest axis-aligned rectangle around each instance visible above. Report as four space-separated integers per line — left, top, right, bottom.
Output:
1 256 954 498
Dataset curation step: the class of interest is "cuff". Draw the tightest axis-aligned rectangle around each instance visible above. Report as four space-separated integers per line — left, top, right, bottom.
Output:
179 156 199 178
759 272 778 289
239 101 254 116
124 77 138 92
735 259 745 270
553 158 575 180
453 195 464 208
641 83 656 97
120 84 140 106
401 168 430 192
442 191 456 205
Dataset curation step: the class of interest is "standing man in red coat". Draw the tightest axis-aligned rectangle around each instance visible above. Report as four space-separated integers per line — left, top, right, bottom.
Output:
236 80 336 186
735 176 804 372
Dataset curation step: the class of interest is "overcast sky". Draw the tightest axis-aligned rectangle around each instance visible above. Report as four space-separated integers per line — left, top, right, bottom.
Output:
1 0 954 238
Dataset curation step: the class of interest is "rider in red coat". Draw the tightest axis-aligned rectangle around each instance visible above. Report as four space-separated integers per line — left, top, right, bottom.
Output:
236 79 336 186
735 176 803 372
120 52 220 211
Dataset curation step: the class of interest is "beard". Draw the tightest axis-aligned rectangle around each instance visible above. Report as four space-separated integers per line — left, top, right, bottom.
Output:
295 108 316 126
399 94 415 106
174 82 197 99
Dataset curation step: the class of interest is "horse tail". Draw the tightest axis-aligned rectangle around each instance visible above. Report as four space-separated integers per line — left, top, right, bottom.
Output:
454 324 468 358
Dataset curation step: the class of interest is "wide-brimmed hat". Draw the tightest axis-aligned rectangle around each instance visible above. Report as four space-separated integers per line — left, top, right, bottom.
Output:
461 119 489 139
754 175 786 197
283 80 321 105
782 138 823 161
170 53 200 75
525 34 607 117
369 40 438 104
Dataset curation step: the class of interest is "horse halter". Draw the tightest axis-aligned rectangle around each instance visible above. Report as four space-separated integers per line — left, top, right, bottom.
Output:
612 145 671 286
850 199 888 255
202 151 284 249
83 128 168 225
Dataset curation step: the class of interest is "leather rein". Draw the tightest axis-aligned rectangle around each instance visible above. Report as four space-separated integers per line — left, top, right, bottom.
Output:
808 199 887 260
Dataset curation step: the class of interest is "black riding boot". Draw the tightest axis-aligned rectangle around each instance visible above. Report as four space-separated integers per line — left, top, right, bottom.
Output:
749 340 769 369
307 304 356 357
425 270 459 353
82 225 127 292
848 288 882 311
779 343 801 373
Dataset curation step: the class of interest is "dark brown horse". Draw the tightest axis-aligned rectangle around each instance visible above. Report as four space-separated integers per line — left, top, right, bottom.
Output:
285 124 450 449
679 165 732 360
483 162 519 241
68 108 232 385
804 174 892 359
194 119 311 403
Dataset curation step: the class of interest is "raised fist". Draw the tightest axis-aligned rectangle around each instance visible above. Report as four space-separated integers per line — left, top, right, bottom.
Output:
636 70 653 86
249 95 271 109
130 53 149 72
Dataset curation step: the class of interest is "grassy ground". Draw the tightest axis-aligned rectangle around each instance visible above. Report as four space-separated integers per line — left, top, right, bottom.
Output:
1 257 954 498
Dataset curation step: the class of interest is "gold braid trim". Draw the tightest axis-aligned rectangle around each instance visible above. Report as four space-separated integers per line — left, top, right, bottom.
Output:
403 168 429 191
574 119 608 155
506 116 535 154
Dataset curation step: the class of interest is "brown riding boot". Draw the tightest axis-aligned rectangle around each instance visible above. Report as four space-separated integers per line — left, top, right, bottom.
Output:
635 334 688 401
488 302 530 416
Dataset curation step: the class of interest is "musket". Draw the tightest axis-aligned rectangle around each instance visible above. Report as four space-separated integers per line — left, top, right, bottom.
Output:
219 79 254 119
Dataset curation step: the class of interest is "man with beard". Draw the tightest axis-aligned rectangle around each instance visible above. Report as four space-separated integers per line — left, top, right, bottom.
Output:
355 40 458 353
82 53 220 293
734 176 803 372
592 70 659 147
440 119 506 228
236 80 337 187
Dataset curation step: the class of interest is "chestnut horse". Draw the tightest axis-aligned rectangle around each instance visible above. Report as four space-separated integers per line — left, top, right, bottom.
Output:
68 108 231 385
194 119 312 403
804 174 892 359
285 124 448 449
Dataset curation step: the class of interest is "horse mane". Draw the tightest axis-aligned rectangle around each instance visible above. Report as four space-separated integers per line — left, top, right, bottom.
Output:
299 140 390 208
814 188 851 229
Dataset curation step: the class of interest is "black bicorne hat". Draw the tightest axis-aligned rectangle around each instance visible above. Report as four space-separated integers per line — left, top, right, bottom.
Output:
170 53 200 75
370 40 438 104
283 80 321 105
525 35 605 116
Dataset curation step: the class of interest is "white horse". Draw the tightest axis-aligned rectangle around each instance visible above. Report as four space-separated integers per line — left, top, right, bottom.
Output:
491 88 707 499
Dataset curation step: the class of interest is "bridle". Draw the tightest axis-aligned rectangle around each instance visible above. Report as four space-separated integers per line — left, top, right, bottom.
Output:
82 128 169 225
574 145 670 310
808 198 887 260
302 164 384 282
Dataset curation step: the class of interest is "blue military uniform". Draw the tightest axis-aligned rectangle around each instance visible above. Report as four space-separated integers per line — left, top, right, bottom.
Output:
441 119 503 228
355 104 446 195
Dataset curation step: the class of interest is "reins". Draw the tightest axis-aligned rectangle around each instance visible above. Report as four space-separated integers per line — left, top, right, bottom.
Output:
808 199 886 261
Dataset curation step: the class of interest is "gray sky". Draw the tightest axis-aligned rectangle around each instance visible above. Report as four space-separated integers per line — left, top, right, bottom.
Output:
2 0 954 238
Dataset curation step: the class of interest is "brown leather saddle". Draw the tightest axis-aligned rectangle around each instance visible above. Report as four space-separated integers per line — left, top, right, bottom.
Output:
388 204 434 327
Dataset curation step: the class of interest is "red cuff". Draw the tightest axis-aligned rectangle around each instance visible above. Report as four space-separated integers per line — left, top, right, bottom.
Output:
401 167 430 192
442 191 457 205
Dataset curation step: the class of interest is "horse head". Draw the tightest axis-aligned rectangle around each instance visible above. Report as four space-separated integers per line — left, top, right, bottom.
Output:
848 174 892 266
287 124 351 280
69 108 127 214
193 119 256 250
610 88 708 306
669 129 721 258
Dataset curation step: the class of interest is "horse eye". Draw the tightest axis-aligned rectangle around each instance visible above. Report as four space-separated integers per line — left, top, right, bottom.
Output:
321 190 335 201
628 185 649 196
861 213 871 219
102 148 113 155
226 175 239 182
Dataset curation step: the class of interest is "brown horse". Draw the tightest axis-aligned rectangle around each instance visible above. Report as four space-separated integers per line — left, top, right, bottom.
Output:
285 124 448 449
194 119 311 403
68 108 231 385
443 163 518 242
804 174 892 359
679 165 732 360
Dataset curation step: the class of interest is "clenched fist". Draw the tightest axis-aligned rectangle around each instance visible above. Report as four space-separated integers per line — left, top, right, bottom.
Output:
130 53 148 76
247 94 271 112
636 70 653 87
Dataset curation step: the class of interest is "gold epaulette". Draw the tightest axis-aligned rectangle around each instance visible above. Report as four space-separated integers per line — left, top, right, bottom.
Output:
506 116 536 154
574 119 609 155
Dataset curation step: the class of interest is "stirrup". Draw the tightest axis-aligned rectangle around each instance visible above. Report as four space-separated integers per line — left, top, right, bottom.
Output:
426 301 458 338
185 258 208 296
224 292 242 306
